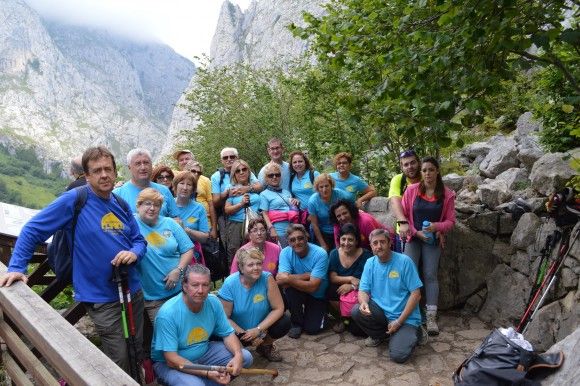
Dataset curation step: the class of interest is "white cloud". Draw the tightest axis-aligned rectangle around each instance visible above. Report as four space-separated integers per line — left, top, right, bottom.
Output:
25 0 253 60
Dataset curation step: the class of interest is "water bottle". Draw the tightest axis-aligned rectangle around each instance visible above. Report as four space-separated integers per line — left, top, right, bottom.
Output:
422 220 434 245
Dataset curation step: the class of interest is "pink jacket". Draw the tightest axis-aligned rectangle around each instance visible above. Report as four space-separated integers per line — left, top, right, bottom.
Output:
401 182 456 240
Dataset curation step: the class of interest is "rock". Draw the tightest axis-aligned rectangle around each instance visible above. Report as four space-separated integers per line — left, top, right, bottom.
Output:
560 267 578 290
511 212 541 250
477 179 513 209
515 112 542 137
495 167 530 191
464 288 488 313
492 240 515 265
455 202 486 215
517 135 545 171
479 136 519 178
459 142 492 162
462 175 485 189
542 327 580 386
529 152 576 196
479 264 530 324
457 189 481 205
366 196 390 213
525 300 562 352
511 250 534 276
465 211 513 236
456 329 491 340
443 173 464 192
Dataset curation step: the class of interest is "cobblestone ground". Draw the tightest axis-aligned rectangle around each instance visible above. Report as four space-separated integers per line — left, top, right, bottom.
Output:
231 311 491 386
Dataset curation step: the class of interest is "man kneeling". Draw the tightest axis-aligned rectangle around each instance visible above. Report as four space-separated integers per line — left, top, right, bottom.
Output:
351 229 424 363
152 264 253 385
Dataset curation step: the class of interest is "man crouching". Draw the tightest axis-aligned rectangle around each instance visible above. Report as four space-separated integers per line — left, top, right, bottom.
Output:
351 229 425 363
152 264 253 385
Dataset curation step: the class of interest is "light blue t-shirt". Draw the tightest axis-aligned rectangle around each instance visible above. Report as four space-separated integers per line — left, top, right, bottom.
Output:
330 172 369 202
152 294 234 363
259 188 294 236
307 189 350 234
278 243 329 299
258 161 291 191
175 200 209 233
289 170 320 208
210 170 258 194
136 216 193 300
226 189 260 223
218 271 271 330
359 252 423 326
113 181 178 217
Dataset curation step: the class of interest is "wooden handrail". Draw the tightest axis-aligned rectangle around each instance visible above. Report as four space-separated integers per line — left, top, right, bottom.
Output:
0 262 138 386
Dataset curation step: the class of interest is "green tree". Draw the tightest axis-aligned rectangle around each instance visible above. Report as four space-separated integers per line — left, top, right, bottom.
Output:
292 0 579 154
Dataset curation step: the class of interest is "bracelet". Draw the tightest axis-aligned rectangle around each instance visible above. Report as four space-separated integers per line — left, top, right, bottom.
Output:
351 284 356 290
176 266 184 275
207 370 209 378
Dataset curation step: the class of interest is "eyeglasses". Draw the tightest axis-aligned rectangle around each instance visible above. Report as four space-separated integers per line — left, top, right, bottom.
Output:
235 167 248 174
250 228 267 234
189 169 202 175
222 155 237 160
267 173 281 178
288 235 306 243
156 174 172 181
336 161 349 166
141 201 161 209
399 149 417 159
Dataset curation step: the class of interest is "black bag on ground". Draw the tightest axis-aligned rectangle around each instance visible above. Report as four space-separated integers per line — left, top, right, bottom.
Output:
453 329 564 386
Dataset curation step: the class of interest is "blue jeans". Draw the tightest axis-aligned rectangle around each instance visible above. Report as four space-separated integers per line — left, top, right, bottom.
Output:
153 341 253 386
404 239 441 306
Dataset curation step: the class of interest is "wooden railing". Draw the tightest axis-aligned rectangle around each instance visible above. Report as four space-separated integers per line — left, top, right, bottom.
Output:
0 234 138 385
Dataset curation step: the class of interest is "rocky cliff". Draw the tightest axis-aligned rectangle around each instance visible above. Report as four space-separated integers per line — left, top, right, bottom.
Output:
0 0 195 169
163 0 324 155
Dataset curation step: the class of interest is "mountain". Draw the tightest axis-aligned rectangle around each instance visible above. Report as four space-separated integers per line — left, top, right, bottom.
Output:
163 0 324 155
0 0 195 170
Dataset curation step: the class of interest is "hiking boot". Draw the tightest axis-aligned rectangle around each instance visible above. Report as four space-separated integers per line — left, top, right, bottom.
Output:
333 320 346 333
426 310 439 336
288 326 302 339
417 325 429 346
256 343 282 362
365 336 384 347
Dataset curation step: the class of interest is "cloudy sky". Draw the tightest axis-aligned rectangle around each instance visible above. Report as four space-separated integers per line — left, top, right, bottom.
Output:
25 0 252 61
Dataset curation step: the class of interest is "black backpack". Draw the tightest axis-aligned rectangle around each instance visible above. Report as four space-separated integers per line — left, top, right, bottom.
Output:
47 186 129 284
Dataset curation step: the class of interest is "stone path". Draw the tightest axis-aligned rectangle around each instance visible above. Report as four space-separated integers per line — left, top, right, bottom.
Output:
231 311 491 386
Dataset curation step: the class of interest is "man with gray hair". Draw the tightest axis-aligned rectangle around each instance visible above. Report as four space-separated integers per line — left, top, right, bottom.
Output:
113 148 178 217
351 228 426 363
152 264 253 385
66 155 86 190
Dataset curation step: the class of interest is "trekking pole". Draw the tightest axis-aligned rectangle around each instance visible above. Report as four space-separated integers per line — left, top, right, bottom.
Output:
113 267 142 384
519 226 579 334
525 230 560 306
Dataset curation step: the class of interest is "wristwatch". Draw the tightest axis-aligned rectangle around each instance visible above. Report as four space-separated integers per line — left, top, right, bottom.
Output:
396 220 409 225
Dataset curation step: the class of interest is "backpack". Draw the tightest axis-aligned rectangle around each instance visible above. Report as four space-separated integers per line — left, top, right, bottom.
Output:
47 186 129 284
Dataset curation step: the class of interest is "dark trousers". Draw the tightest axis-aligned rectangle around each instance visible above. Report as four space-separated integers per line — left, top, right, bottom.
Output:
236 313 292 346
351 299 418 363
284 287 327 334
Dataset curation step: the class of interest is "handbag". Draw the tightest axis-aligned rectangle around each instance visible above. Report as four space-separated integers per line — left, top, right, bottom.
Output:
339 290 359 317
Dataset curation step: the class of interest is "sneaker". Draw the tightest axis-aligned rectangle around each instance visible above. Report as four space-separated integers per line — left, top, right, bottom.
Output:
364 336 383 347
288 326 302 339
333 320 346 333
417 325 429 346
256 343 283 362
426 311 440 336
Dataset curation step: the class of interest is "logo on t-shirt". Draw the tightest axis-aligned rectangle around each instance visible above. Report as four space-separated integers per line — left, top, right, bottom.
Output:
101 213 124 234
388 270 400 279
162 229 173 238
187 327 209 344
304 182 313 189
146 232 166 247
346 185 355 192
267 262 276 271
253 294 265 303
187 216 198 224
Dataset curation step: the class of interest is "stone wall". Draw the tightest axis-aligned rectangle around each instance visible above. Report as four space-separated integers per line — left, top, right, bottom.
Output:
367 112 579 351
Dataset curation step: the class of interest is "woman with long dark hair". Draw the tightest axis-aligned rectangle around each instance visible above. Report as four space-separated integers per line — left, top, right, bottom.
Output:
401 157 455 336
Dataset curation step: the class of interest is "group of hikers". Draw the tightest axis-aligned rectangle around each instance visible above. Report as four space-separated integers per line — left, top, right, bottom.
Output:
0 139 456 385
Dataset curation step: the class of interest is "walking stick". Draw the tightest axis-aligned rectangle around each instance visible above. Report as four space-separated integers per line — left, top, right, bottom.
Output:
113 267 142 384
180 363 278 379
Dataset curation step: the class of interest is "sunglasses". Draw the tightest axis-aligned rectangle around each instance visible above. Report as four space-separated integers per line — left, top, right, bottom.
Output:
399 149 417 159
288 235 306 243
267 173 281 178
189 169 202 175
222 155 237 160
235 167 248 174
157 174 172 180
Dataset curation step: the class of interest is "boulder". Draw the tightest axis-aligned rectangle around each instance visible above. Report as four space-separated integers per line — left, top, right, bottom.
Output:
455 201 486 215
479 264 530 324
477 179 513 209
511 212 541 250
441 223 496 308
495 167 530 191
529 152 576 196
464 288 488 313
443 173 464 192
542 326 580 386
524 299 562 351
366 196 390 213
492 239 515 265
479 136 519 178
517 134 545 171
515 112 542 137
457 189 481 205
459 141 492 162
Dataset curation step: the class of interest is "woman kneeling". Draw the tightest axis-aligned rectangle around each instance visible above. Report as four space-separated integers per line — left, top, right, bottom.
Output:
218 248 290 362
